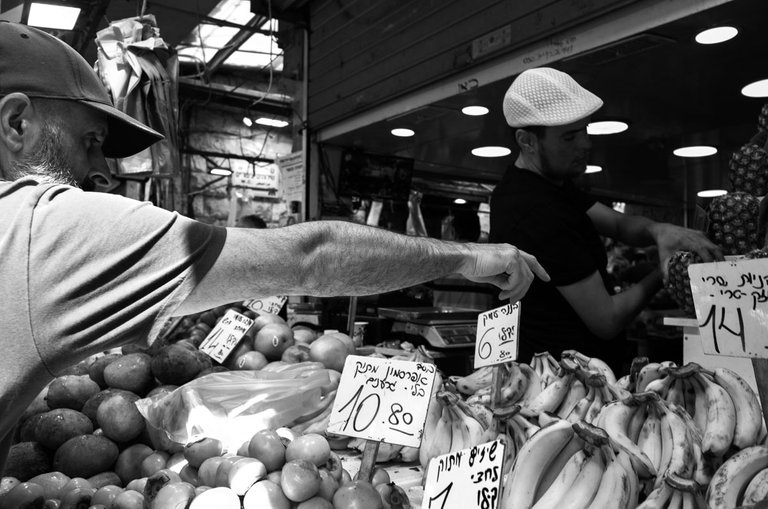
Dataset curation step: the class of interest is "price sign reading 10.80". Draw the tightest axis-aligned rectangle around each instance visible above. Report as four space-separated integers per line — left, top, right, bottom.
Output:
326 355 437 448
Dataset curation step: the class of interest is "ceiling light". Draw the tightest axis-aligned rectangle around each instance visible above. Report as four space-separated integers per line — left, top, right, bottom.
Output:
27 3 81 30
741 79 768 98
209 168 232 176
697 189 728 198
242 116 253 127
462 106 489 116
255 117 289 128
471 146 511 158
587 121 628 135
695 26 738 45
673 145 718 157
391 128 415 137
453 198 467 205
585 165 603 174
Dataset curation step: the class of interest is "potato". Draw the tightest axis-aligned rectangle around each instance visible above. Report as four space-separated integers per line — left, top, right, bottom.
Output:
46 375 101 411
150 345 208 386
53 435 119 479
88 353 122 389
34 408 94 451
102 353 154 396
96 392 144 443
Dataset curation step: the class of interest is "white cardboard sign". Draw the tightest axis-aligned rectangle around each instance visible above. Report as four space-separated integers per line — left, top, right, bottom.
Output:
198 309 254 363
422 439 505 509
688 258 768 358
327 355 437 448
474 302 520 368
244 296 288 315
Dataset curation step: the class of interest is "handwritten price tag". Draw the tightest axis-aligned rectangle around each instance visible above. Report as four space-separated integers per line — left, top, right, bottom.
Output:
244 296 287 315
327 355 437 448
688 258 768 358
423 439 505 509
474 303 520 368
198 309 254 363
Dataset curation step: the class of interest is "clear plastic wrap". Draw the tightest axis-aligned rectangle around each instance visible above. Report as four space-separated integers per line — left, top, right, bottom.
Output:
136 362 337 451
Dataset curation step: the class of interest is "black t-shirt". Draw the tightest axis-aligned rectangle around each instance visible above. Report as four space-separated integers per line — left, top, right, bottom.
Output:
490 166 625 369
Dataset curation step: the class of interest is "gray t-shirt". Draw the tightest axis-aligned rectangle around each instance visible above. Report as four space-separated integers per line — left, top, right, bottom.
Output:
0 178 225 472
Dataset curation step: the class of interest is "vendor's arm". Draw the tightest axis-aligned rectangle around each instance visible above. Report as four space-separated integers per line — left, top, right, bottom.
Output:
558 267 663 340
175 220 549 315
587 201 723 269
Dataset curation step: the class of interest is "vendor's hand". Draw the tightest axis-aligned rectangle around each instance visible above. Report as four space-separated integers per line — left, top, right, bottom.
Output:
459 244 550 303
654 223 724 277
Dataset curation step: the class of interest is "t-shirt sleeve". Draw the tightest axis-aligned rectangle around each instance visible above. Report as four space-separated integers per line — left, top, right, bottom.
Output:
26 185 226 375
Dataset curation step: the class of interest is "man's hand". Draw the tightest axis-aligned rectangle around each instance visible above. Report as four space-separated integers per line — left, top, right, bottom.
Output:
653 223 724 277
459 244 550 303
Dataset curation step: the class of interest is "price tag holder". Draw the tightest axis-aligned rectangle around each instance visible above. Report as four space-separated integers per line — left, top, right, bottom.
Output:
474 302 520 368
422 439 505 509
198 309 254 363
688 259 768 358
244 296 288 315
327 355 437 448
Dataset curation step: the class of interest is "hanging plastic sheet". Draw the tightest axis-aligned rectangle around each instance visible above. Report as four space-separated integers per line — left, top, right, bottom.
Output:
95 15 179 176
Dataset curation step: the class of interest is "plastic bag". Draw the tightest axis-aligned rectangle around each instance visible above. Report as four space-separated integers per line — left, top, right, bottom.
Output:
136 362 337 451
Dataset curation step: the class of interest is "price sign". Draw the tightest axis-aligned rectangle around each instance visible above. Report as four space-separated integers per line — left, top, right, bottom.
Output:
244 296 288 315
327 355 437 448
422 439 505 509
198 309 254 363
474 302 520 368
688 258 768 358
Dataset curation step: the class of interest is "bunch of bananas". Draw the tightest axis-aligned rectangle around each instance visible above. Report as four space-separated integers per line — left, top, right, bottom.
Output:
461 362 542 408
530 351 561 388
637 472 707 509
493 405 541 476
501 419 642 508
561 349 619 386
418 390 495 468
639 362 765 456
706 445 768 508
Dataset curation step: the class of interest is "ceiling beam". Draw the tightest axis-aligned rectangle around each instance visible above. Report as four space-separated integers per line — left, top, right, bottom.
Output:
204 15 267 79
179 77 293 118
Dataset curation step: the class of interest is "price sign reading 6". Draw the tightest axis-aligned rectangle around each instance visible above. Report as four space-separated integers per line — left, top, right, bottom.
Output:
474 303 520 369
327 355 436 448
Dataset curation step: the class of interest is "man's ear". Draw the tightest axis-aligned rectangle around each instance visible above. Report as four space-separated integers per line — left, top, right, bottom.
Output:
515 129 537 154
0 93 36 154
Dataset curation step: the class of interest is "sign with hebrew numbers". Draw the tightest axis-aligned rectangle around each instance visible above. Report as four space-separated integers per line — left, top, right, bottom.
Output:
423 439 505 509
198 309 254 363
327 355 437 448
474 302 520 368
244 296 287 315
688 258 768 358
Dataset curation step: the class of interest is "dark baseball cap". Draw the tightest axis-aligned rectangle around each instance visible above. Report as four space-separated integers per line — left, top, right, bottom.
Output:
0 21 163 158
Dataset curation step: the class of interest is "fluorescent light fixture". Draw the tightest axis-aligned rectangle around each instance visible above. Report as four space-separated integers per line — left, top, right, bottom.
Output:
697 189 728 198
585 165 603 174
242 116 253 127
462 106 489 116
453 198 467 205
28 3 81 30
673 145 718 157
741 79 768 98
587 121 628 135
255 117 289 128
391 128 415 137
695 26 738 44
210 168 232 176
471 146 511 158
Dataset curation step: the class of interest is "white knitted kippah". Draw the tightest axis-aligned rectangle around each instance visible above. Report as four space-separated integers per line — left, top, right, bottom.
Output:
502 67 603 127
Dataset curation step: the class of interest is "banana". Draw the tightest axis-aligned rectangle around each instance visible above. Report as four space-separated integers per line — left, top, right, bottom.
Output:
690 426 712 488
615 448 640 509
626 403 647 444
600 400 656 479
643 376 673 398
636 362 663 393
742 465 768 506
566 386 595 423
666 490 683 509
518 362 543 407
448 404 470 453
706 445 768 509
711 367 763 449
637 404 663 474
586 448 629 509
584 385 604 425
532 432 586 502
526 372 576 416
663 404 696 481
696 372 736 457
556 378 588 419
681 376 698 420
454 365 494 395
511 412 541 440
555 448 606 509
657 404 674 484
687 372 709 436
501 418 575 509
531 449 588 509
562 349 617 386
616 375 632 392
501 362 533 405
666 377 686 408
419 399 452 468
680 492 696 509
636 483 673 509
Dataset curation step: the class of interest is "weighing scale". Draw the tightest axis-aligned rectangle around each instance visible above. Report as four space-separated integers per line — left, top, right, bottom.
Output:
377 306 479 349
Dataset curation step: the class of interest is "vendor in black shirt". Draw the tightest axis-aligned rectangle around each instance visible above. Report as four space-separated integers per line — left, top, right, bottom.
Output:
490 67 723 372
